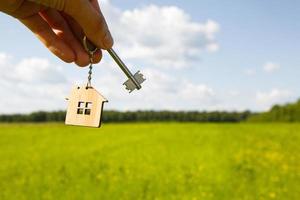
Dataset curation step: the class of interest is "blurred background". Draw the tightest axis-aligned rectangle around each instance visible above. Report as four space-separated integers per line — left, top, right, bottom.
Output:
0 0 299 199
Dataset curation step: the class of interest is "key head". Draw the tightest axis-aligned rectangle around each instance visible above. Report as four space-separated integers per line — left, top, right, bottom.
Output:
123 71 146 93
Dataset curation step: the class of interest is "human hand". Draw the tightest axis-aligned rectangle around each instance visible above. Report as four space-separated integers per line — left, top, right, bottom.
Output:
0 0 113 67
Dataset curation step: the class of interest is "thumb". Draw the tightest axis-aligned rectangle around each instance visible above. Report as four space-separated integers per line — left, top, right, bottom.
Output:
31 0 113 50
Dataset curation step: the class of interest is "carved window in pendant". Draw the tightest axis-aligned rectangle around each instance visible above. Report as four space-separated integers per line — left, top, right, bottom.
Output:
77 102 92 115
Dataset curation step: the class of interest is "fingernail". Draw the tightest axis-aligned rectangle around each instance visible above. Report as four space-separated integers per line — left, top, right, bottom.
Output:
103 31 113 49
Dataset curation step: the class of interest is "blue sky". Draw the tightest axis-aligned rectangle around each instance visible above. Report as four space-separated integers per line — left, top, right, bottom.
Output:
0 0 299 113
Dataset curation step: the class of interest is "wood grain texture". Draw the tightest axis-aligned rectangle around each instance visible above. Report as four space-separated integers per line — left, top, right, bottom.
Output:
65 85 108 128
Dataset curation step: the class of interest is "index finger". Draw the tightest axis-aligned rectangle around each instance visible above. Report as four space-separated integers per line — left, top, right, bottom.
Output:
64 0 113 50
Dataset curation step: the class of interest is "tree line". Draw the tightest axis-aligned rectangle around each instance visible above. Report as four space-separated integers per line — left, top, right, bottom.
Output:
248 99 300 122
2 99 300 123
0 110 252 123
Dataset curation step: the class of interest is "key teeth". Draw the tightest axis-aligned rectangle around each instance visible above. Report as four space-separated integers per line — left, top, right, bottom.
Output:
134 71 146 84
123 71 146 93
123 80 136 93
136 71 146 82
123 82 134 93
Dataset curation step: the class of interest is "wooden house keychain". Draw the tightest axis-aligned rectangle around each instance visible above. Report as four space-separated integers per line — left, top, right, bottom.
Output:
65 36 146 128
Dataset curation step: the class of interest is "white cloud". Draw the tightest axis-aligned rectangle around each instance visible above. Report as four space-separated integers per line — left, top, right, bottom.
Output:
0 53 219 113
0 53 69 113
13 58 66 83
179 82 215 101
0 53 11 66
2 53 294 113
256 89 293 110
206 43 220 52
263 62 280 73
101 1 220 69
93 66 218 111
245 62 280 76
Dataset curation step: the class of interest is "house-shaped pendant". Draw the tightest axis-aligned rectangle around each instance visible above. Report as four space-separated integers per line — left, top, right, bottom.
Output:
65 85 108 128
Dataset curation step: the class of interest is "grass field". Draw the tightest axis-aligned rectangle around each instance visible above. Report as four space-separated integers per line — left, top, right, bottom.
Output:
0 123 299 200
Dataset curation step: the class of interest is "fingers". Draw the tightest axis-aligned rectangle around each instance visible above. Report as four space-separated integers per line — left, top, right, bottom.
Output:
12 0 108 66
19 13 75 63
90 0 101 13
40 9 102 67
6 0 44 19
60 12 103 66
64 0 114 50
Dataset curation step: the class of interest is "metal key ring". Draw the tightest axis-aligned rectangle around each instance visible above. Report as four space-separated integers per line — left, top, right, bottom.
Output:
83 36 98 55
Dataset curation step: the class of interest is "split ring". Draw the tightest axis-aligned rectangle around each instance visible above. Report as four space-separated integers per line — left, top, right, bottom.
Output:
83 36 98 55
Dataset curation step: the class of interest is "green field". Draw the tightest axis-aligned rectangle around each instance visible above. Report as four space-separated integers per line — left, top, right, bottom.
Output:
0 123 299 200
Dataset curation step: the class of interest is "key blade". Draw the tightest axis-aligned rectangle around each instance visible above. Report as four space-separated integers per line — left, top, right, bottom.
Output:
123 71 146 93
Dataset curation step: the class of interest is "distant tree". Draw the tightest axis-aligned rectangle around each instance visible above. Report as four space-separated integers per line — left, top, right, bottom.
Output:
248 99 300 122
0 110 256 123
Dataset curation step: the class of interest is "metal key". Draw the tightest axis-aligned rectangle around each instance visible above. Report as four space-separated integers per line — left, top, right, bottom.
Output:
83 37 145 93
108 49 146 93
